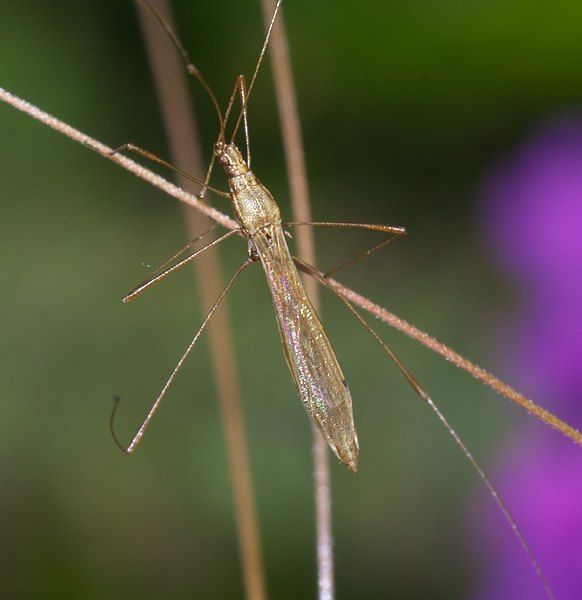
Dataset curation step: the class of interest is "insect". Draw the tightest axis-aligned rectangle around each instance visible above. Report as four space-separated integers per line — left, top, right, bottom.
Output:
109 0 405 474
99 1 575 597
1 1 581 598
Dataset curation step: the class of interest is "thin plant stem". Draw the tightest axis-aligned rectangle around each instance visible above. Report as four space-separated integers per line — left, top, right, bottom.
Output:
257 1 334 598
325 276 582 446
0 86 237 231
2 87 581 444
134 2 266 599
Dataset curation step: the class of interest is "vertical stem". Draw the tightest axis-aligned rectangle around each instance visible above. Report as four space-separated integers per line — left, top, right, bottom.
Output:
135 3 267 599
259 1 335 598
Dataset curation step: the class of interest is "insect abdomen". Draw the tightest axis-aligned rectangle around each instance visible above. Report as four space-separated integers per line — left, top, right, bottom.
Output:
253 225 359 472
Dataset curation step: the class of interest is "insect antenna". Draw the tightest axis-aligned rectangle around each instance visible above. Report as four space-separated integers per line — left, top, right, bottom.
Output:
135 0 284 170
110 143 230 198
229 0 284 145
294 256 556 600
134 0 226 144
134 0 229 199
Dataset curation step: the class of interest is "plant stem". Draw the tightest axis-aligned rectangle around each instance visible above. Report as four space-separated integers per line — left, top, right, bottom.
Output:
134 2 266 598
257 1 335 598
2 85 580 445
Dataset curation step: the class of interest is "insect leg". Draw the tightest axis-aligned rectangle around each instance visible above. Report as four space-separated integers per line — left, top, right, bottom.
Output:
111 256 255 454
237 76 252 167
147 223 219 277
285 221 406 277
110 143 230 199
293 255 555 600
123 227 240 303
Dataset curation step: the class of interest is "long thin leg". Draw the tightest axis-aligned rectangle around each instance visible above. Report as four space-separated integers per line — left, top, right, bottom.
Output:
148 223 218 277
285 221 406 277
221 75 251 160
111 257 255 454
123 228 239 303
238 76 252 167
293 256 555 600
157 72 250 205
110 143 230 199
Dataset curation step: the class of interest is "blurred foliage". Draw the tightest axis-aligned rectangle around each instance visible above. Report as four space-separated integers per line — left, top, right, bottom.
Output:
1 1 581 598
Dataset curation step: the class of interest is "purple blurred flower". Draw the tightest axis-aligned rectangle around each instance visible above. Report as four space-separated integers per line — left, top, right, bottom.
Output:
482 117 582 299
472 115 582 599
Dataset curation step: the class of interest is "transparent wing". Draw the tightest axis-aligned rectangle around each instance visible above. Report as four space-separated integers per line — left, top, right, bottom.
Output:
252 224 359 472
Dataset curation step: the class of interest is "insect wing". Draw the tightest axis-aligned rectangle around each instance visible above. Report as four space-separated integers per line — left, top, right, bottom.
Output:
252 225 359 471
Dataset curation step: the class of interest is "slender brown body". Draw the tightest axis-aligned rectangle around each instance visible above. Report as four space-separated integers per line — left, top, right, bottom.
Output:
215 142 359 472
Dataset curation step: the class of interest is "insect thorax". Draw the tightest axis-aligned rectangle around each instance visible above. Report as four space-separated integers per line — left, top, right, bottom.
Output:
214 142 281 234
229 171 281 235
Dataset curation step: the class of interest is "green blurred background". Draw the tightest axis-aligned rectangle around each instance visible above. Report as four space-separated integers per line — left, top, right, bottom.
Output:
1 1 580 598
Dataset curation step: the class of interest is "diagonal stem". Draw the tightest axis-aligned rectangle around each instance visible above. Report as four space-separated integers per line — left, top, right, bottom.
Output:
0 86 237 231
258 1 335 599
2 85 580 445
134 2 266 599
325 276 582 445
